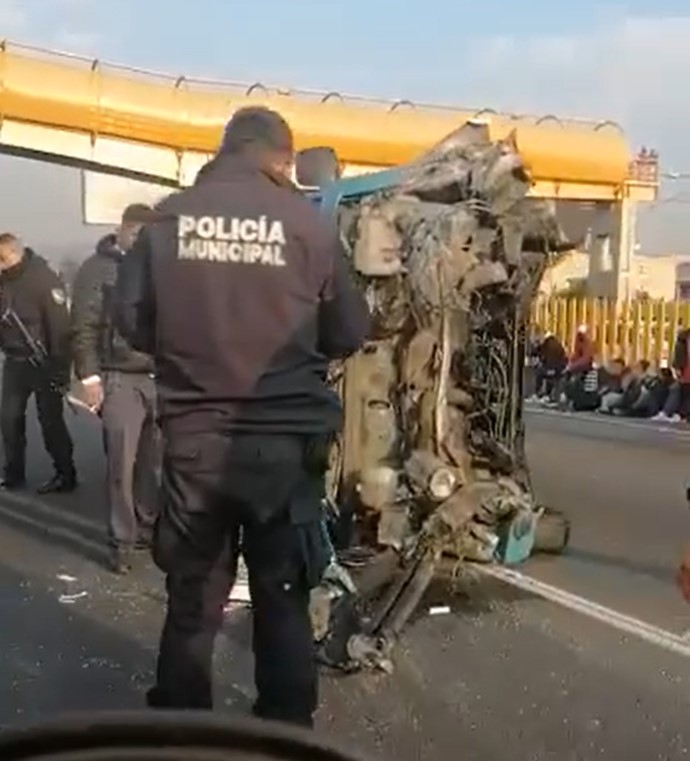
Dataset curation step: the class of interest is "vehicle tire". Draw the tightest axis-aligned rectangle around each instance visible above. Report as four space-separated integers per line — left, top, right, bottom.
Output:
533 507 570 555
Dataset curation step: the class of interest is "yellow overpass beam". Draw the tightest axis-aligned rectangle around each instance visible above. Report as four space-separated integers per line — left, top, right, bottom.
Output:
0 41 635 194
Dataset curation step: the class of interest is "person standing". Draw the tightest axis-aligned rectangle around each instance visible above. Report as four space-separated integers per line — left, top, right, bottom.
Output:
0 234 76 492
671 326 690 421
114 107 370 727
71 204 161 574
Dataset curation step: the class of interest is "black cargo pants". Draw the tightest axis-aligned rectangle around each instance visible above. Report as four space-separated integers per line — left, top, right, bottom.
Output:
0 357 74 482
147 429 328 727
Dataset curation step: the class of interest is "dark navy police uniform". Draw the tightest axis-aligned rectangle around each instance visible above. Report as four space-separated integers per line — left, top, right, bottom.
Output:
0 248 75 491
115 149 369 726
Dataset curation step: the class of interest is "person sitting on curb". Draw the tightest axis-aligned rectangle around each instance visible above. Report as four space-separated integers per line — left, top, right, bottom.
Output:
623 361 669 418
652 367 681 422
551 325 594 407
597 358 628 414
529 331 568 403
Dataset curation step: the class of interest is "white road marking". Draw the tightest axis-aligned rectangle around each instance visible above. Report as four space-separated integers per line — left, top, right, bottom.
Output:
0 489 102 533
480 564 690 659
4 478 690 661
0 497 104 558
526 405 690 438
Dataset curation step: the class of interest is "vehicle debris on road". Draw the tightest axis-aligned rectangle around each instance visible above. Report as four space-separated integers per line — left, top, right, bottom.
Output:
309 122 573 672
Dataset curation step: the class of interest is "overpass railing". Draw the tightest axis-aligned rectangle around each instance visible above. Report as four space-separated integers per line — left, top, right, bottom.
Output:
531 296 690 366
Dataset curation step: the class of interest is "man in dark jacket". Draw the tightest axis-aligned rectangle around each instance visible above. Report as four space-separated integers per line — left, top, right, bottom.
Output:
71 203 160 574
532 332 567 401
114 107 370 727
0 234 75 492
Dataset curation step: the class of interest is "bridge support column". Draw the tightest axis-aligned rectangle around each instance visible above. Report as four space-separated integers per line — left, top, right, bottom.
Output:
587 197 637 302
611 197 637 303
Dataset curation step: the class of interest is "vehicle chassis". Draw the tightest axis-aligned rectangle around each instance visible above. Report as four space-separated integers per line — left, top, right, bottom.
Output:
302 125 572 673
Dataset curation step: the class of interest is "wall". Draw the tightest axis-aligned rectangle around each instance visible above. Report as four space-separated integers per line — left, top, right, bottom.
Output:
538 251 590 295
630 254 678 301
675 261 690 300
542 247 679 301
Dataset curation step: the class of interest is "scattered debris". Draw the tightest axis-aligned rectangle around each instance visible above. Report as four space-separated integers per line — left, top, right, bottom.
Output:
429 606 451 616
58 591 88 604
56 574 78 583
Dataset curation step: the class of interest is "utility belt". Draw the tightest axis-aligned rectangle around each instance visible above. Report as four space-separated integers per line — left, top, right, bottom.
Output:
302 432 334 476
167 428 335 588
236 430 333 589
234 430 333 588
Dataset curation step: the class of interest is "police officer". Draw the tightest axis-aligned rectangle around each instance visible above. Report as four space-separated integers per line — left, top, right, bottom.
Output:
71 204 161 574
0 233 76 492
114 107 369 727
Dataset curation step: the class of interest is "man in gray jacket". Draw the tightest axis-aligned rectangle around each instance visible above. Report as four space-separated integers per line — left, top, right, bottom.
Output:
71 203 160 574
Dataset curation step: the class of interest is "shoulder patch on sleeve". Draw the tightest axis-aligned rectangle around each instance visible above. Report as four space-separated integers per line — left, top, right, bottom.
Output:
51 287 67 305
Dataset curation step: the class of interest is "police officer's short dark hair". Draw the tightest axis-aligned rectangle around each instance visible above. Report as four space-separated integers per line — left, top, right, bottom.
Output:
220 107 294 156
121 203 154 225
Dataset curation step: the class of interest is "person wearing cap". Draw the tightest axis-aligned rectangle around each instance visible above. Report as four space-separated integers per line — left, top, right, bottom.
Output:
0 233 76 493
113 106 370 726
71 203 161 574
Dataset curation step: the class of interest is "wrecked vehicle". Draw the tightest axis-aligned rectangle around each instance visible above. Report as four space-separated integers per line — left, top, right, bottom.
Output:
294 122 573 673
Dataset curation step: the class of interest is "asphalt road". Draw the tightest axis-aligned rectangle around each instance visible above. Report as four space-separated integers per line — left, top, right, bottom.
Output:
2 401 690 759
524 406 690 633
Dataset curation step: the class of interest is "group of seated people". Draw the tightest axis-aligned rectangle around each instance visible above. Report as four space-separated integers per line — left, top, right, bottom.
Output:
527 327 686 420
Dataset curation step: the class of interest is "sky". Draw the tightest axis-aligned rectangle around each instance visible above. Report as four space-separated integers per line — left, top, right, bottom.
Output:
0 0 689 261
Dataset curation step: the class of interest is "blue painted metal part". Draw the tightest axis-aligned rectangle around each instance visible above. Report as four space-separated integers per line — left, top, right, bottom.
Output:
308 165 412 217
495 511 537 565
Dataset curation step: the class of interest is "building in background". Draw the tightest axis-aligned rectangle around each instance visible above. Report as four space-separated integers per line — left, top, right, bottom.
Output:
538 251 590 296
676 261 690 300
630 253 678 300
541 249 683 301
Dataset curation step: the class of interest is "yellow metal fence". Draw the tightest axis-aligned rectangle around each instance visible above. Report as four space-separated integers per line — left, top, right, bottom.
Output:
531 297 690 366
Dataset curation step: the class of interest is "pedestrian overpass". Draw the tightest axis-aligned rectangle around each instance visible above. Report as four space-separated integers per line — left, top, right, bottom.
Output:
0 41 659 299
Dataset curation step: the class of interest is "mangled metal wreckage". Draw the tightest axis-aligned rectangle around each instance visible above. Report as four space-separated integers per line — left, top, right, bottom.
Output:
304 123 574 673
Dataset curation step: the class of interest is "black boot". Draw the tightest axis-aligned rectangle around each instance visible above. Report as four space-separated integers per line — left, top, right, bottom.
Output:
0 475 26 491
146 686 170 708
109 546 134 575
37 469 78 495
134 530 153 551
